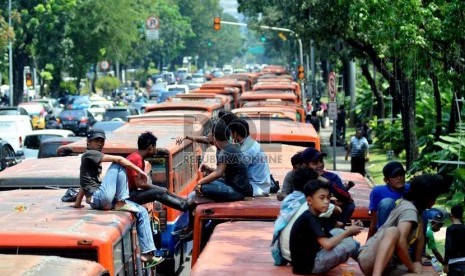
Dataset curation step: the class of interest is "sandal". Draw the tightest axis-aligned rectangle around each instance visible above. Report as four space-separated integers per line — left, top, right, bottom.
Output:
114 203 139 213
144 256 164 269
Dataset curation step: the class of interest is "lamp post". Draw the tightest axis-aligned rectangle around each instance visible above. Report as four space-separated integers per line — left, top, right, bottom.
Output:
8 0 13 106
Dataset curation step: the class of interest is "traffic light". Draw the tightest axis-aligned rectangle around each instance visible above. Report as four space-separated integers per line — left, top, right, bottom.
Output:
207 41 212 47
260 35 266 42
213 17 221 31
297 65 305 80
25 72 33 87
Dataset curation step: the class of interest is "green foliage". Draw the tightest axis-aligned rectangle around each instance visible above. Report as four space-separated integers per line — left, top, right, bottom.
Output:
59 81 77 95
95 76 120 93
370 116 405 156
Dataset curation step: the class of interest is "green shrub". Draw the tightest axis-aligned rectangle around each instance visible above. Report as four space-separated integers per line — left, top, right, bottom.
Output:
95 76 120 93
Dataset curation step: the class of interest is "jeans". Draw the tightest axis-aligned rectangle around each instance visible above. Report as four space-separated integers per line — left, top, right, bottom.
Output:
312 228 360 274
376 198 396 229
338 201 355 226
200 179 245 202
89 163 156 254
448 263 465 276
129 185 190 212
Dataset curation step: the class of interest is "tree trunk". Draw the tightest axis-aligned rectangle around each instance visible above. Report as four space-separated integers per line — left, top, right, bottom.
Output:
361 62 384 119
13 53 28 105
427 64 442 140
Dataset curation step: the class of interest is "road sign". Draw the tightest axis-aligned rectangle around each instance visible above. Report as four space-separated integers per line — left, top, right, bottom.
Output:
146 16 159 30
100 61 110 71
328 102 338 120
146 29 159 40
328 71 336 102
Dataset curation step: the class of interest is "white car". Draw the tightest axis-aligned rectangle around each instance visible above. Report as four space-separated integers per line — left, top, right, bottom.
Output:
0 115 33 155
88 100 113 121
22 129 75 159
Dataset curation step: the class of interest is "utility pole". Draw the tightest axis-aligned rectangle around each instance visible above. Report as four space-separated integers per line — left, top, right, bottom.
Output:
8 0 13 106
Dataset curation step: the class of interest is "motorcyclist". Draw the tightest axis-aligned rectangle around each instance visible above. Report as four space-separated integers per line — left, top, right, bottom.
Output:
45 110 62 129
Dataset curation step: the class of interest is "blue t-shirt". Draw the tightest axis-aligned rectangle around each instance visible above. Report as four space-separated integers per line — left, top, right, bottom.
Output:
369 183 410 212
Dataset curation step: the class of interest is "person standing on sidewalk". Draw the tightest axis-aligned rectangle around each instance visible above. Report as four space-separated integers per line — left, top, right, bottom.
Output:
345 126 369 176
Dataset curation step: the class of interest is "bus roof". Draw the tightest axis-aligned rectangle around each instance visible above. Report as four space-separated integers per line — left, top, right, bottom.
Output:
145 99 223 113
240 91 298 102
246 118 320 150
0 189 133 247
0 156 109 189
0 254 108 275
232 107 298 122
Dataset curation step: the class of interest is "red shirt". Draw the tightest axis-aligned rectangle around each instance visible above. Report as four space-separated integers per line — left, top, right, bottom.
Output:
126 151 144 190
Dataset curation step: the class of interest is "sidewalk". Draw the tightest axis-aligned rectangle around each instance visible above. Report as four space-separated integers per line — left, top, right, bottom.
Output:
319 124 375 187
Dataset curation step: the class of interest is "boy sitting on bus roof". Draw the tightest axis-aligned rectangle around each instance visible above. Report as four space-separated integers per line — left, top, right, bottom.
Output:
302 147 355 226
125 131 193 211
228 118 271 197
72 128 163 267
289 179 362 274
195 119 253 202
277 151 304 201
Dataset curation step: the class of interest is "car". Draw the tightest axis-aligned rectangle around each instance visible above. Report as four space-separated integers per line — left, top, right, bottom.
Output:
66 95 91 110
114 87 136 102
167 84 190 94
102 107 139 122
58 109 97 136
187 73 206 90
91 120 125 134
37 136 82 158
0 106 29 116
22 129 76 159
0 115 33 154
88 100 113 121
0 138 21 171
18 102 51 129
32 98 63 115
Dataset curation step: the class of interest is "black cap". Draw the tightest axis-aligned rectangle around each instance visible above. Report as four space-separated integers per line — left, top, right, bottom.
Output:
301 147 327 164
383 161 406 178
431 212 445 223
87 128 106 140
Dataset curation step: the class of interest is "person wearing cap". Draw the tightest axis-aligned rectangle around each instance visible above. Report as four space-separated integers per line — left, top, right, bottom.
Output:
367 161 410 239
358 174 451 275
301 147 355 226
425 211 446 266
345 125 369 176
72 128 163 267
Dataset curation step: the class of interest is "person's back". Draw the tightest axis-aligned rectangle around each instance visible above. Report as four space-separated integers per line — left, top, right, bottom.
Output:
309 110 320 133
221 143 252 196
229 118 270 196
445 204 465 275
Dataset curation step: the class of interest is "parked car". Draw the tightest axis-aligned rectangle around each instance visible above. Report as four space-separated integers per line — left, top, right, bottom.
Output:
22 129 76 159
0 138 21 171
18 102 51 129
0 115 33 155
58 109 97 136
91 121 125 134
102 107 139 122
37 136 82 158
0 106 29 116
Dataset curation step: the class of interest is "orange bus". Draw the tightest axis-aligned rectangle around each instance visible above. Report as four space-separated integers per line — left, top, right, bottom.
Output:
240 90 299 106
168 93 233 111
190 144 372 266
191 87 240 109
232 106 303 122
0 254 109 276
144 99 225 119
0 189 147 275
246 118 320 150
261 65 288 74
241 100 306 123
252 82 302 102
202 79 247 95
60 121 203 274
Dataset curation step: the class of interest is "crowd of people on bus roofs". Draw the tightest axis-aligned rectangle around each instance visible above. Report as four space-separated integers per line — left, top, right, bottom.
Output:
68 108 464 274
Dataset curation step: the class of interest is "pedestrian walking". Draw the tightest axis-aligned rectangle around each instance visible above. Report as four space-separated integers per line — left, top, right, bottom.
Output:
345 126 369 176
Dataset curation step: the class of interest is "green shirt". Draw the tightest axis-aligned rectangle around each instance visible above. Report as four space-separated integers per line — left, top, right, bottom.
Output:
426 223 437 251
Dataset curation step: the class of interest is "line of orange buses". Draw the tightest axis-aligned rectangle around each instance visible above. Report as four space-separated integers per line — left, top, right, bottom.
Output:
0 66 372 275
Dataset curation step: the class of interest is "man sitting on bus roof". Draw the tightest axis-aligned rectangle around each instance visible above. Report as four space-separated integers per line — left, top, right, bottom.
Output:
229 118 271 197
125 131 193 211
73 128 163 268
195 119 253 202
